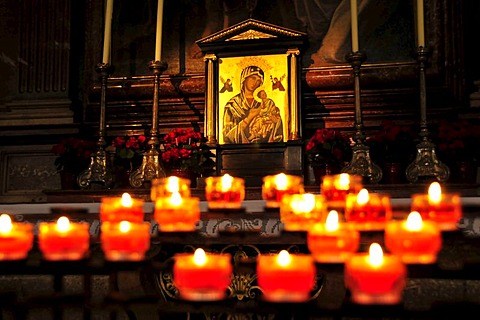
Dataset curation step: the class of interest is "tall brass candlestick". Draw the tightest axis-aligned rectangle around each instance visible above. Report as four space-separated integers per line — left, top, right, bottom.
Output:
129 60 168 187
406 47 449 183
77 63 113 189
341 52 382 183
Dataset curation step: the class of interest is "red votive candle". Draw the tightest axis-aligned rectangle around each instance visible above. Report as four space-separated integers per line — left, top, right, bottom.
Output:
321 173 363 203
100 192 144 223
345 188 392 231
151 176 191 201
385 211 442 264
205 174 245 209
410 182 461 231
262 173 304 208
344 243 406 305
279 193 328 231
0 214 34 260
101 221 151 261
173 248 233 301
38 216 90 261
257 250 316 302
307 210 360 263
154 192 200 232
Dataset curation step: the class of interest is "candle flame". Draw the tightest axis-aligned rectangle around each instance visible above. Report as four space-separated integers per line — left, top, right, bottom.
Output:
274 173 288 190
428 182 442 203
325 210 339 232
193 248 207 266
56 216 71 233
121 193 133 207
277 250 292 266
356 188 369 205
169 192 183 206
119 221 131 233
337 173 351 190
0 214 13 233
406 211 423 231
221 174 233 192
290 193 315 213
166 176 180 192
368 243 384 267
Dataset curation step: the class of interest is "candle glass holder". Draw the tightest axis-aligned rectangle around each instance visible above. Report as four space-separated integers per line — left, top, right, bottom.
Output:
205 175 245 209
410 192 462 231
100 221 151 261
345 192 392 231
0 221 34 260
257 252 316 302
173 252 233 301
385 219 442 264
99 196 144 223
154 196 200 232
321 173 363 206
262 174 304 208
38 222 90 261
151 176 191 201
279 193 328 231
307 222 360 263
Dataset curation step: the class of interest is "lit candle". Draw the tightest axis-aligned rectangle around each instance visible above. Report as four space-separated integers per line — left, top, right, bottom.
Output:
385 211 442 264
416 0 425 47
321 173 363 204
173 248 233 301
155 0 164 61
410 182 461 231
257 250 316 302
100 193 144 223
0 214 34 260
262 173 305 208
102 0 114 64
205 174 245 209
350 0 359 52
151 176 191 201
344 243 407 304
38 216 90 261
279 193 328 231
100 221 151 261
345 188 392 231
154 192 200 231
307 210 360 263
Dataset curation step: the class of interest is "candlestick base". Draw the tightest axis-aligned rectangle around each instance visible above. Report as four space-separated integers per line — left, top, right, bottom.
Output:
77 146 113 189
341 143 382 184
405 137 450 183
129 147 166 188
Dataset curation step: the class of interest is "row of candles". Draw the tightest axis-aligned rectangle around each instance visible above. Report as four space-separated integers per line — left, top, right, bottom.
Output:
0 173 462 305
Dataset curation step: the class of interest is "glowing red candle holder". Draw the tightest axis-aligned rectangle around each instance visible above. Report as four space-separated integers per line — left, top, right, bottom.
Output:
385 211 442 264
279 193 328 231
205 174 245 209
345 188 392 231
38 216 90 261
410 182 461 231
151 176 191 201
262 173 304 208
173 248 233 301
257 250 316 302
320 173 363 204
100 192 144 223
344 243 407 305
154 192 200 232
307 210 360 263
101 221 150 261
0 214 34 260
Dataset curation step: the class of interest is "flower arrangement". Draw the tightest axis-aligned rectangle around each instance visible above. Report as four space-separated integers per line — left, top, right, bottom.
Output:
433 119 480 163
51 137 96 174
305 128 352 168
161 128 214 176
368 120 417 166
108 135 147 171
